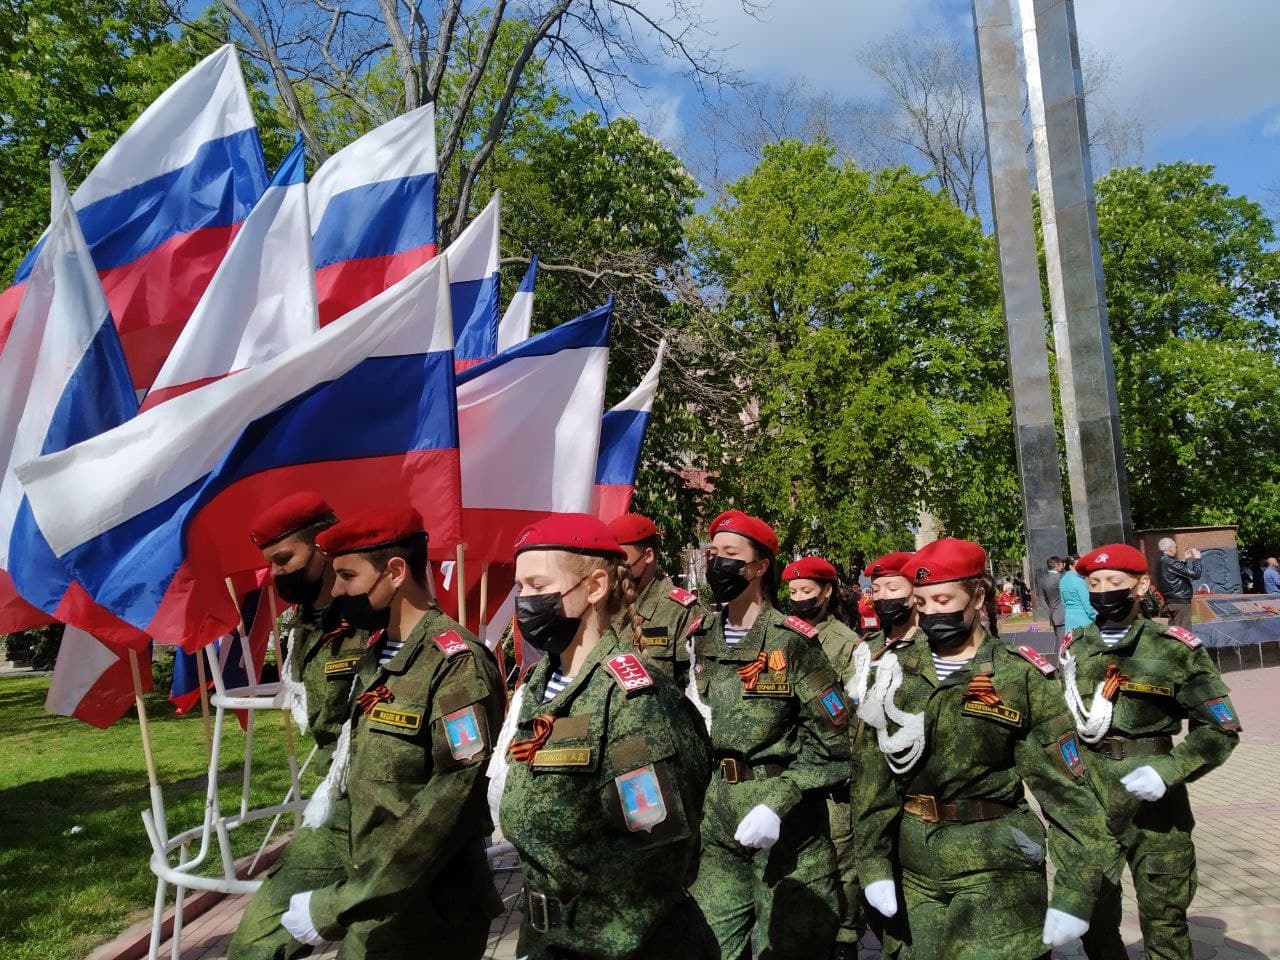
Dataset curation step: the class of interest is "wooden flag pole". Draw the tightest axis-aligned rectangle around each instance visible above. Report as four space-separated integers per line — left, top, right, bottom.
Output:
223 578 258 819
455 544 468 627
129 648 160 792
194 652 214 761
266 587 302 825
478 563 490 636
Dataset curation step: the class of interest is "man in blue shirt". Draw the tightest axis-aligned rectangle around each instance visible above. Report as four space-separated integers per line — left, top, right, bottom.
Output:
1060 554 1095 633
1264 557 1280 595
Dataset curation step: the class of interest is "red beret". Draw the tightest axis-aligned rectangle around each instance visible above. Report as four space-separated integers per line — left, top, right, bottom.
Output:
906 539 987 586
867 551 915 579
249 491 336 548
515 513 624 560
1076 543 1148 576
709 510 778 557
782 555 838 582
315 506 424 556
607 513 659 546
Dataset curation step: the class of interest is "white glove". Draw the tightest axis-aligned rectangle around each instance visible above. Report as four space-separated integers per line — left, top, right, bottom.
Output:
1121 764 1167 802
733 804 782 849
864 879 898 918
1041 907 1089 946
281 891 325 946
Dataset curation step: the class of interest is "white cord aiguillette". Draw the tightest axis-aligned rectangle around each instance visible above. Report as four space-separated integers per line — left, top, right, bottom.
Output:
856 652 926 774
1059 651 1114 744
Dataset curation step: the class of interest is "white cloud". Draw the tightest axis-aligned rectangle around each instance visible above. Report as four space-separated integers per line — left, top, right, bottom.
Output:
1072 0 1280 139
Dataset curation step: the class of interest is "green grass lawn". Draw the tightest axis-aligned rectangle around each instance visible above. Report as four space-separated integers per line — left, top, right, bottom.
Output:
0 673 320 960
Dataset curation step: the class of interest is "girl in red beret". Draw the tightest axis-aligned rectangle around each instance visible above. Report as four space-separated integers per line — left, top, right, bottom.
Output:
687 511 853 959
490 514 717 959
853 538 1118 959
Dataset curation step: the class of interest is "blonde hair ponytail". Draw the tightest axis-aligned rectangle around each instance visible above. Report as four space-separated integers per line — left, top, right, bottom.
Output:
561 553 642 645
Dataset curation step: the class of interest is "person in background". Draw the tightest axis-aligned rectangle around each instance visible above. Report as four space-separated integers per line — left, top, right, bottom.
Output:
1039 556 1066 642
1156 539 1202 630
1060 555 1095 635
1263 557 1280 595
1013 573 1031 615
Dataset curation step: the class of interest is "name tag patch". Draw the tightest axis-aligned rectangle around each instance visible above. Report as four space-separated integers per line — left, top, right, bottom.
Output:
640 626 670 648
444 706 485 760
369 705 423 732
1121 681 1173 698
324 655 361 676
615 764 668 832
1058 733 1086 778
532 747 593 767
743 671 791 696
963 700 1022 726
1206 697 1241 732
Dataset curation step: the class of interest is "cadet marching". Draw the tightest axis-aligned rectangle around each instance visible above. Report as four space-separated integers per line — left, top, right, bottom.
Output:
227 499 1241 960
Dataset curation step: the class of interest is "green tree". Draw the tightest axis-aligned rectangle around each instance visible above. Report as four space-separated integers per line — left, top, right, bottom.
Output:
691 140 1022 565
1096 161 1280 545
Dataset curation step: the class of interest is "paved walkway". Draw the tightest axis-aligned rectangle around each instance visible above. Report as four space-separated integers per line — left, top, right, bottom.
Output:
99 665 1280 959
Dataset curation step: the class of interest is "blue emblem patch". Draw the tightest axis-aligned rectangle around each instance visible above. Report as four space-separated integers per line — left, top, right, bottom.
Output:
1206 698 1241 731
1058 733 1085 778
615 764 668 832
444 706 485 761
821 688 848 726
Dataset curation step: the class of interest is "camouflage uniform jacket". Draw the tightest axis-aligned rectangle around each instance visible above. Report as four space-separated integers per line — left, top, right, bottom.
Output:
853 631 1117 920
289 603 369 758
500 629 713 958
817 615 860 684
617 575 706 685
1059 619 1240 797
309 608 505 937
689 606 852 819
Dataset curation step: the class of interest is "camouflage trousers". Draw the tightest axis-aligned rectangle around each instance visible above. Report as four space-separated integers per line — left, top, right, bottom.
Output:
1082 784 1198 960
228 797 351 960
691 784 839 960
515 892 717 960
827 791 863 946
897 808 1050 960
338 838 500 960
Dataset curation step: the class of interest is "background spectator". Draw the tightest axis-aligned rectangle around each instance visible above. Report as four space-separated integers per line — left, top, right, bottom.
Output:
1264 557 1280 595
1060 555 1095 634
1157 537 1203 629
1038 556 1065 641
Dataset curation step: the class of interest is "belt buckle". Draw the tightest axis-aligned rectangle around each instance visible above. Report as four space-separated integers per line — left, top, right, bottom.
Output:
527 890 551 933
1105 739 1127 761
720 757 742 784
910 794 940 823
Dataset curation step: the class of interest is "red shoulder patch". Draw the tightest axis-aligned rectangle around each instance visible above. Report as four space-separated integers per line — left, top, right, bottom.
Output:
603 654 655 692
668 587 697 608
433 630 470 657
1168 625 1203 649
1016 645 1056 676
783 615 819 639
1059 630 1075 656
684 615 704 639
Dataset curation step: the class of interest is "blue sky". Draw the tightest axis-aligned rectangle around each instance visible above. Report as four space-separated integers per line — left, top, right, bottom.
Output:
620 0 1280 210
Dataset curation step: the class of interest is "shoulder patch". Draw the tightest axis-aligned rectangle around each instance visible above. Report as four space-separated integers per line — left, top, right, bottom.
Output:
1167 625 1203 649
684 615 705 639
1059 630 1075 656
668 587 697 608
603 654 655 693
783 614 819 639
1016 645 1056 676
433 630 470 657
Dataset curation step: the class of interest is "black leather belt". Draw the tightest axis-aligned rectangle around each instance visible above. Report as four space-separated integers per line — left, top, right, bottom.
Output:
903 794 1016 824
523 888 564 933
716 756 786 784
1086 735 1174 760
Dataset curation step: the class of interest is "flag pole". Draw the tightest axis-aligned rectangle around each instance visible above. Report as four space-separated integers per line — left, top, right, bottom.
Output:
266 586 302 826
194 652 214 761
478 563 490 636
223 578 256 819
128 647 166 838
455 544 468 627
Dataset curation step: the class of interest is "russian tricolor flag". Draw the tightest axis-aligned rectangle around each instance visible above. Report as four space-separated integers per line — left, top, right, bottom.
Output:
46 627 152 730
455 301 612 562
0 45 269 391
0 163 145 646
16 256 462 652
497 255 538 352
311 103 438 326
142 139 316 410
448 193 502 369
594 339 667 522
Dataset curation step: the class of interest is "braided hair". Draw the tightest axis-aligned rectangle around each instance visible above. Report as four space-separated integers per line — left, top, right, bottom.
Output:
563 553 643 647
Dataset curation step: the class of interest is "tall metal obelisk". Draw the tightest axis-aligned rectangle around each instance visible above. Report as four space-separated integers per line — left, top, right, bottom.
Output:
1018 0 1133 550
972 0 1068 593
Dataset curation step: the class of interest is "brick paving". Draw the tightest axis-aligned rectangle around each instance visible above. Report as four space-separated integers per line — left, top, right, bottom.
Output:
100 665 1280 960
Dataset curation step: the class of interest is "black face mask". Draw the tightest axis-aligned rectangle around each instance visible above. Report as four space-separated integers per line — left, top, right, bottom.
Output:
918 610 973 649
789 595 825 622
274 563 322 607
707 556 751 603
515 588 583 656
334 592 390 633
1090 587 1136 624
874 596 914 630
